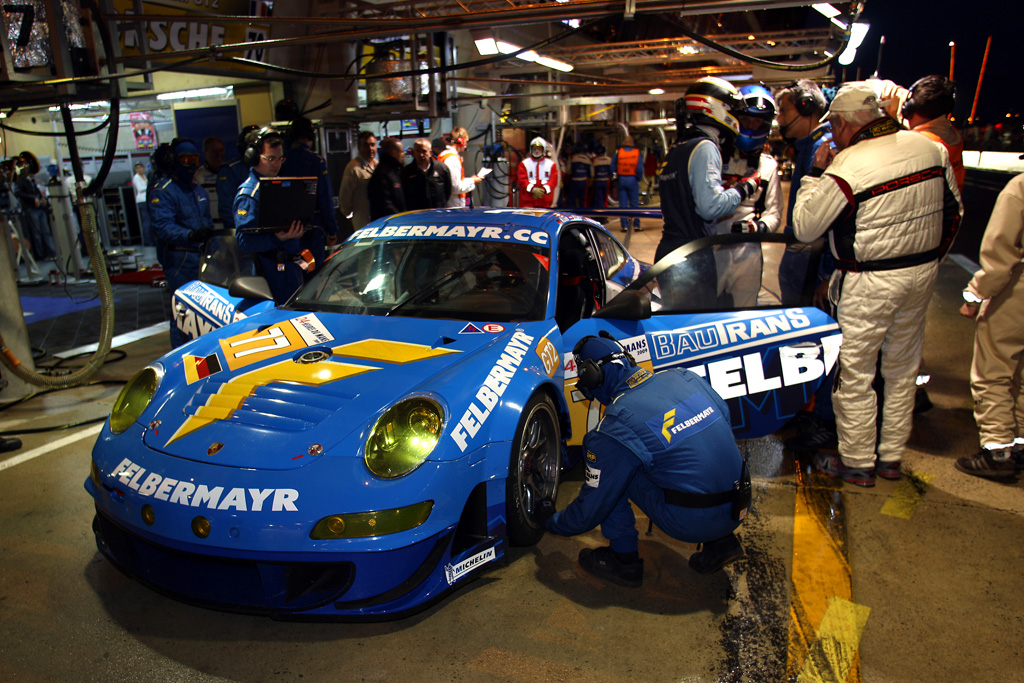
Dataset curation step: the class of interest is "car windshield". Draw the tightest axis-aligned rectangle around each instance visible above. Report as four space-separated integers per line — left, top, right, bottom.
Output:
291 238 550 321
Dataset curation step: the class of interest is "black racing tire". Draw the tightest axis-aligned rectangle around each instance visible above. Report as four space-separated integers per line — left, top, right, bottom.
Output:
505 393 562 547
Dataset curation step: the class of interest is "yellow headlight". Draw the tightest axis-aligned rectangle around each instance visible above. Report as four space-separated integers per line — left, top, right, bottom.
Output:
310 501 434 539
364 397 444 479
109 366 162 434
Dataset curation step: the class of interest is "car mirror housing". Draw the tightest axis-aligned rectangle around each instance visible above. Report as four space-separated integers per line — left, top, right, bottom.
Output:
594 289 651 320
228 276 274 302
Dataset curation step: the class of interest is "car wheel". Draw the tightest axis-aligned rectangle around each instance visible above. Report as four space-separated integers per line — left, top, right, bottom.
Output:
506 393 561 546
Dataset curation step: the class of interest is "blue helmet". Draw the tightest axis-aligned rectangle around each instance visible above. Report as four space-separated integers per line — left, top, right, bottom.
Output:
735 84 776 153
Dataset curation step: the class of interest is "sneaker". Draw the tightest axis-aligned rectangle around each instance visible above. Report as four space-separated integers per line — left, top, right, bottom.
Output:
688 533 744 574
813 452 875 487
876 460 902 481
578 546 643 587
955 449 1017 479
784 415 838 452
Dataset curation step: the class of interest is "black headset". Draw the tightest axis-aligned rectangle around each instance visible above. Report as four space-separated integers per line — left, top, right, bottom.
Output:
243 127 280 167
901 75 955 121
787 82 817 117
573 331 636 395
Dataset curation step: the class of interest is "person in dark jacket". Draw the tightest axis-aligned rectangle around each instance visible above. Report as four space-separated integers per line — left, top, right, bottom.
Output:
280 116 339 273
540 332 750 587
368 137 406 220
150 139 214 347
400 138 452 211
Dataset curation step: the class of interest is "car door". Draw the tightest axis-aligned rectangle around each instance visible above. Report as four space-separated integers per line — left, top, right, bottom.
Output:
559 232 842 443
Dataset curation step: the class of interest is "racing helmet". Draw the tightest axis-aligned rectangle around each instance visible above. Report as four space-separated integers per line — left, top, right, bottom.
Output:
530 137 547 158
735 84 777 153
681 77 743 142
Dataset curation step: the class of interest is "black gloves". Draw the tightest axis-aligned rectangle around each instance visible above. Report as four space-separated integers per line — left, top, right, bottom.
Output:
535 498 557 525
734 172 762 200
189 227 214 244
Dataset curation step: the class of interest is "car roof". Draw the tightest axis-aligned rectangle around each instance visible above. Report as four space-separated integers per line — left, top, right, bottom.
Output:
369 208 598 242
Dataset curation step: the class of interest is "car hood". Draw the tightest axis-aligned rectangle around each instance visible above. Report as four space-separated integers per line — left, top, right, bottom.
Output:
143 310 548 470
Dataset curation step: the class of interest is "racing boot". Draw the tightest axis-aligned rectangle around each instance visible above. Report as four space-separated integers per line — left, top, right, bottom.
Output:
578 546 643 587
688 533 743 574
784 414 838 453
955 448 1017 479
814 452 875 487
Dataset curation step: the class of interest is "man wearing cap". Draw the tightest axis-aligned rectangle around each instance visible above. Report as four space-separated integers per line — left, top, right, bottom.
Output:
151 139 215 347
540 332 750 587
792 81 962 487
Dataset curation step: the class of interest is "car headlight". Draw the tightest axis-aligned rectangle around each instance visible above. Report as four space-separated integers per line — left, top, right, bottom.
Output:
364 397 444 479
109 366 162 434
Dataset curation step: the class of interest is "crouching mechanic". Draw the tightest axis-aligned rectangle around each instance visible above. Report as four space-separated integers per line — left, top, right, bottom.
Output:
541 332 750 587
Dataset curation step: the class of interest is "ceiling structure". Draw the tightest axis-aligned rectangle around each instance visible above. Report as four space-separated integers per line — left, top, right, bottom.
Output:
1 0 862 116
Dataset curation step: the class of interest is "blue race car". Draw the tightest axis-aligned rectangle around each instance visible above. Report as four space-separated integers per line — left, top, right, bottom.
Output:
86 208 840 619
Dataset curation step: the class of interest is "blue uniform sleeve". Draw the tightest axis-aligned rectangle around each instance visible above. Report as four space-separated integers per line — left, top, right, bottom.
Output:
688 140 743 223
545 431 641 537
150 183 191 247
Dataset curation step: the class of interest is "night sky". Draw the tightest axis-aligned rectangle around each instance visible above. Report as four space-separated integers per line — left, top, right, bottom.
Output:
839 0 1019 124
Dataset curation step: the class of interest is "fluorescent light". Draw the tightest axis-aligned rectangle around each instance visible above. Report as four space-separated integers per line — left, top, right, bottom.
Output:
849 22 869 49
472 29 498 56
156 87 230 101
536 56 573 72
649 88 665 95
812 3 840 18
831 17 848 30
496 41 573 71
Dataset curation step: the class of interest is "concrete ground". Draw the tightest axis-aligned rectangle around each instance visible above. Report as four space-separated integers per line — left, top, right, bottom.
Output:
2 217 1022 683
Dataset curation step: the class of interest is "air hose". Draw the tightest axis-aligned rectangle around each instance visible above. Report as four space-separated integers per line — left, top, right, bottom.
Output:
0 196 114 387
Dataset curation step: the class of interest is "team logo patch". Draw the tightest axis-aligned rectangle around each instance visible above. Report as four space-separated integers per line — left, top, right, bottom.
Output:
585 464 601 487
586 450 597 462
648 393 721 446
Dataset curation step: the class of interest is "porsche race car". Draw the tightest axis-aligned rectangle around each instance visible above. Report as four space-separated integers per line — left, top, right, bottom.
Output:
86 208 840 619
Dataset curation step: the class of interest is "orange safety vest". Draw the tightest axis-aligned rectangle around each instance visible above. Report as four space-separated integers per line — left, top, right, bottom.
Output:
617 147 641 176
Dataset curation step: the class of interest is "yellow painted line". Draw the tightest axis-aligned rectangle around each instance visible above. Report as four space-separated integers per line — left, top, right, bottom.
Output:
880 472 935 520
798 597 871 683
787 472 869 681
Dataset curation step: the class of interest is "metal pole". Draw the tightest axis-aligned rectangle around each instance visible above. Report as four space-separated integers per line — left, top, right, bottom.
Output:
968 36 992 125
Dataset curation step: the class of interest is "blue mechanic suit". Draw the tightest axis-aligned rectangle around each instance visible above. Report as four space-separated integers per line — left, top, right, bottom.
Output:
565 151 592 210
546 340 746 554
591 150 612 209
612 145 644 230
234 169 304 305
280 140 339 274
149 141 212 348
216 159 250 231
655 126 746 310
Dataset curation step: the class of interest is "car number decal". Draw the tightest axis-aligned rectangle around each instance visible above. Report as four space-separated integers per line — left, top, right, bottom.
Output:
219 314 335 371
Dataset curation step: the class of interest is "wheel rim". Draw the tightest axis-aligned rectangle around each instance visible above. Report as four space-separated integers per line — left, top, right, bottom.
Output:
515 402 559 527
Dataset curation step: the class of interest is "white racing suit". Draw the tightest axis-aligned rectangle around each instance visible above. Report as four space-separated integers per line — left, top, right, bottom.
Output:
716 152 782 306
965 173 1024 451
793 121 962 468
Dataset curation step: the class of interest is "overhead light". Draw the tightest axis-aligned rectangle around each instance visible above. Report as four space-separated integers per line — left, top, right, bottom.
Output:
496 41 573 72
838 22 870 65
677 45 698 55
649 88 665 95
812 3 841 18
48 101 107 112
472 29 498 56
831 17 848 30
156 87 231 101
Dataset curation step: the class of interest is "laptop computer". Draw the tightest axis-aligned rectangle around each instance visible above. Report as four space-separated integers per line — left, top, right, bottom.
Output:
240 176 317 233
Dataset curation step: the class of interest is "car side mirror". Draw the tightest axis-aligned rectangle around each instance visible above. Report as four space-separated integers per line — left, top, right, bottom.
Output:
594 289 651 320
228 276 274 302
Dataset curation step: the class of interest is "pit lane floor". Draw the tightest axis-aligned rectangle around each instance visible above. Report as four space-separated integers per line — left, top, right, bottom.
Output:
2 220 1022 682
